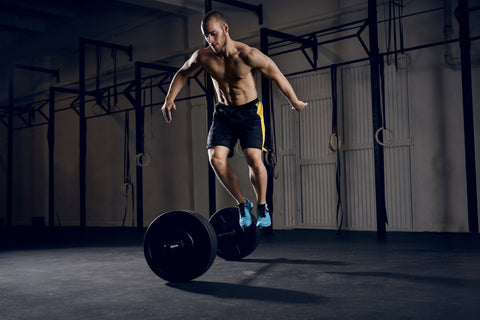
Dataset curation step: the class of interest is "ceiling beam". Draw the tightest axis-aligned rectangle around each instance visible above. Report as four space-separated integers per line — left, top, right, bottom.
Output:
0 11 46 32
0 0 77 18
115 0 202 16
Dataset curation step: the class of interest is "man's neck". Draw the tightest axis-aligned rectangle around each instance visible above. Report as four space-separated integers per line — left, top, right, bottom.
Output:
218 38 237 58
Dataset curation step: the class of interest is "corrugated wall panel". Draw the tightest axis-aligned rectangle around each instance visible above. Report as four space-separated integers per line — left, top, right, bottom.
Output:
341 65 373 146
299 98 333 159
344 149 376 230
277 97 298 228
385 146 413 229
383 62 413 230
340 62 413 231
280 102 297 152
287 71 332 100
301 164 337 227
298 97 337 227
341 64 376 230
385 61 410 141
281 154 298 228
275 70 337 229
274 63 414 231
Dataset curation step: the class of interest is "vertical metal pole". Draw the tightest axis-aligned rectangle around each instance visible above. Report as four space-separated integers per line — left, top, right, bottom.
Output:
368 0 387 240
48 88 55 228
205 0 216 216
7 67 14 227
205 0 212 12
261 28 274 234
79 39 87 228
206 76 216 216
457 0 478 233
135 63 144 229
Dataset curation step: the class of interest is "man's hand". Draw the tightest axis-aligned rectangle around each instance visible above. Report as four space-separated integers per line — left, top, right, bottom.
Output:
161 100 176 123
291 100 308 111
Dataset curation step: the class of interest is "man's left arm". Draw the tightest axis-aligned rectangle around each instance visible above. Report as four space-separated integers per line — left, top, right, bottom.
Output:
247 48 307 111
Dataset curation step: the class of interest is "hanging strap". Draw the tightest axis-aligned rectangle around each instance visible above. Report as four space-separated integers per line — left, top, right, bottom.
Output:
112 49 118 109
121 111 135 228
330 66 344 234
124 111 130 184
150 78 154 141
266 80 278 179
95 47 102 105
378 60 389 226
380 58 387 131
399 0 405 54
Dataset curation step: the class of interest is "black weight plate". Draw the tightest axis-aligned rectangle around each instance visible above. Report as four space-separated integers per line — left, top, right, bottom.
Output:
209 207 260 260
144 211 217 282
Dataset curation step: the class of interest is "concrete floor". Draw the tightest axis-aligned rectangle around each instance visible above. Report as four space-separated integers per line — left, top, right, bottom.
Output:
1 228 479 319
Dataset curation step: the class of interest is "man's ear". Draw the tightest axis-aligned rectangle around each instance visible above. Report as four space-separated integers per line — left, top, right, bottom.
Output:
224 23 229 34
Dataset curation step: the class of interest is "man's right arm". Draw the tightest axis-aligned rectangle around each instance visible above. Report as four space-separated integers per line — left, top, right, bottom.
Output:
162 51 203 123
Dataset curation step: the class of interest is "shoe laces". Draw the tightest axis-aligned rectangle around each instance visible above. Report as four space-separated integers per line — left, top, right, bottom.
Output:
258 206 268 218
238 202 247 218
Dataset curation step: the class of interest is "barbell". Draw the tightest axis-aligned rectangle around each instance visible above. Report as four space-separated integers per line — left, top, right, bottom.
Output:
144 207 260 282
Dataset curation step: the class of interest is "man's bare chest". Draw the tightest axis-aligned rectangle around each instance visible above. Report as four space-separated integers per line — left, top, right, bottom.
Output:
205 57 252 83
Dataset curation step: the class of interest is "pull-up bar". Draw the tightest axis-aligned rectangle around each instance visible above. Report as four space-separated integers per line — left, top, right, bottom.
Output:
6 64 59 227
207 0 263 24
78 38 133 228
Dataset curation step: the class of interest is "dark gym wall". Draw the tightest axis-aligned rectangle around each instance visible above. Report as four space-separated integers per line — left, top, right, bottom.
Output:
0 0 479 231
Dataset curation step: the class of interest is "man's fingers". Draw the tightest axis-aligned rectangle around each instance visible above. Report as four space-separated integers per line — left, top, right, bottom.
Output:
161 102 175 123
292 101 308 111
161 108 169 123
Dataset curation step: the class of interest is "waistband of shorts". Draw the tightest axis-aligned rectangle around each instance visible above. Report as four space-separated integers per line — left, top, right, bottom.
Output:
216 98 260 109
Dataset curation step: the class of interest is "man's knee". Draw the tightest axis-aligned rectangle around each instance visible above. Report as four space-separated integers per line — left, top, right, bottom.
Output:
208 147 229 169
244 148 264 170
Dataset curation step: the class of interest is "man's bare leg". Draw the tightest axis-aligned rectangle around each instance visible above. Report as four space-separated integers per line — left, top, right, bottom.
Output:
244 147 271 227
208 146 255 227
243 148 267 205
207 146 245 204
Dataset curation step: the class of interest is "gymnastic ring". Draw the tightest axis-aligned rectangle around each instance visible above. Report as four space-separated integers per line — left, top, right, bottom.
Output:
120 182 131 197
375 127 394 146
397 53 411 70
136 153 151 167
328 133 342 152
386 53 411 69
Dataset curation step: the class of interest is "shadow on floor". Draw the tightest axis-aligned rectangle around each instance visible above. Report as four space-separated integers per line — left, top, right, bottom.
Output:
167 281 326 304
240 257 350 266
326 271 480 287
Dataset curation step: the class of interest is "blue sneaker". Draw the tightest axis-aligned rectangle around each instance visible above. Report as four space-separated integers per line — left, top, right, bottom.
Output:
238 199 253 228
256 204 271 227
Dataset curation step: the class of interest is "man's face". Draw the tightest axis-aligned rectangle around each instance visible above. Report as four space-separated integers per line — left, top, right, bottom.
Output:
201 18 227 53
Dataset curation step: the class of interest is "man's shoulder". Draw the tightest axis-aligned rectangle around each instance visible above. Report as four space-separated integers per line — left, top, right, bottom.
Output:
235 42 263 67
235 42 261 60
194 47 214 58
236 41 257 54
193 47 216 63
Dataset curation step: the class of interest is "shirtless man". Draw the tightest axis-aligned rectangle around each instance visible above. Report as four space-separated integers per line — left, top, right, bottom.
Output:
161 11 307 228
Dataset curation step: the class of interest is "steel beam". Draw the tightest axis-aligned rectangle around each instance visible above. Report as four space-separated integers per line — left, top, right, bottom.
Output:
7 65 59 227
78 38 133 228
48 87 55 227
205 0 217 216
7 68 13 227
135 64 144 229
457 0 478 233
368 0 388 240
213 0 263 24
260 28 274 234
79 39 87 228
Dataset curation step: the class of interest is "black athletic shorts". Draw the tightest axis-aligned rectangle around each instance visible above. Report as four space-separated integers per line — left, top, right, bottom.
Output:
206 98 266 157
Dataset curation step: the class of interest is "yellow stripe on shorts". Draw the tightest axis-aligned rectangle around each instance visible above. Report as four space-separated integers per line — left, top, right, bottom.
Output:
256 101 267 152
